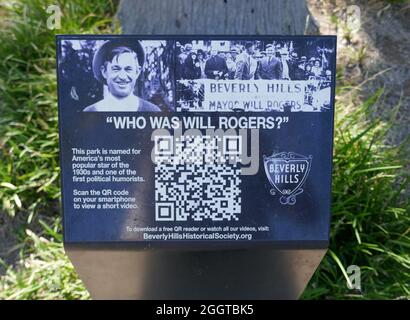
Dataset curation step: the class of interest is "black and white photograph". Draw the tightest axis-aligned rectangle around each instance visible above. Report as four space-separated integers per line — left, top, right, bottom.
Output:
175 39 335 112
58 37 335 113
58 38 174 112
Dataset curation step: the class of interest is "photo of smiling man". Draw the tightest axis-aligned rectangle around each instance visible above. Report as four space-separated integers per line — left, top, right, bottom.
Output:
83 39 161 112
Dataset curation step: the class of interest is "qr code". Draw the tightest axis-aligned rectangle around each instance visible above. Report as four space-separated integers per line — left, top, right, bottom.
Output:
154 134 242 221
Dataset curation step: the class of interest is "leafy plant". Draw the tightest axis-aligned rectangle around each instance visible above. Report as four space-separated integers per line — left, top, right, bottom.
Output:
0 218 89 300
302 87 409 299
0 0 118 300
0 0 118 221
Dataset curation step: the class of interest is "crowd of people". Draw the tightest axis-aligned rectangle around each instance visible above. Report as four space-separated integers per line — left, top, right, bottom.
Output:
175 41 332 83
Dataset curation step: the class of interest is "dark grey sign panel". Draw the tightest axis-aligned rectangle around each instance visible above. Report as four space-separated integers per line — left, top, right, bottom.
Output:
57 35 336 248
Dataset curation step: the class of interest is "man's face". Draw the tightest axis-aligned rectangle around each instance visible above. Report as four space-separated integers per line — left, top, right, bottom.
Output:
266 47 274 57
102 52 140 98
218 52 225 59
210 49 218 56
246 45 254 55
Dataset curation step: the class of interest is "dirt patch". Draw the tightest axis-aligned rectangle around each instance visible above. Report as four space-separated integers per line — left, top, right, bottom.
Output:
308 0 410 148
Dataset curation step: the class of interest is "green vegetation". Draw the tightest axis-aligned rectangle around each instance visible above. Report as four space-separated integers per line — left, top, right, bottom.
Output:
0 218 89 299
0 0 408 300
0 0 117 299
302 87 409 299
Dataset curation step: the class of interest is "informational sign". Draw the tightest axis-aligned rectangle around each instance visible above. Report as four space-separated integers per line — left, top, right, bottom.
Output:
57 35 336 245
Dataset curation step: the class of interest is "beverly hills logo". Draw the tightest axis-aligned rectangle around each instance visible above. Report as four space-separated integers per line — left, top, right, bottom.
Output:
263 152 312 205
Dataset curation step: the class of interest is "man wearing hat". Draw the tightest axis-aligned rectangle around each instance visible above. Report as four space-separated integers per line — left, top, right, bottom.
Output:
293 55 307 80
204 47 229 80
255 45 282 80
287 51 300 80
311 58 323 77
226 46 240 79
234 42 257 80
83 40 160 112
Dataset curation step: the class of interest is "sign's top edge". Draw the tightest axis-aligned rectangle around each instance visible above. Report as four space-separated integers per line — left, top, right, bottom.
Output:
55 34 337 40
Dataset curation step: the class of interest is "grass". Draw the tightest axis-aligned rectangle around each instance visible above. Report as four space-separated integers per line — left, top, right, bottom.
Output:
0 0 409 300
302 87 409 299
0 0 118 299
0 217 89 300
